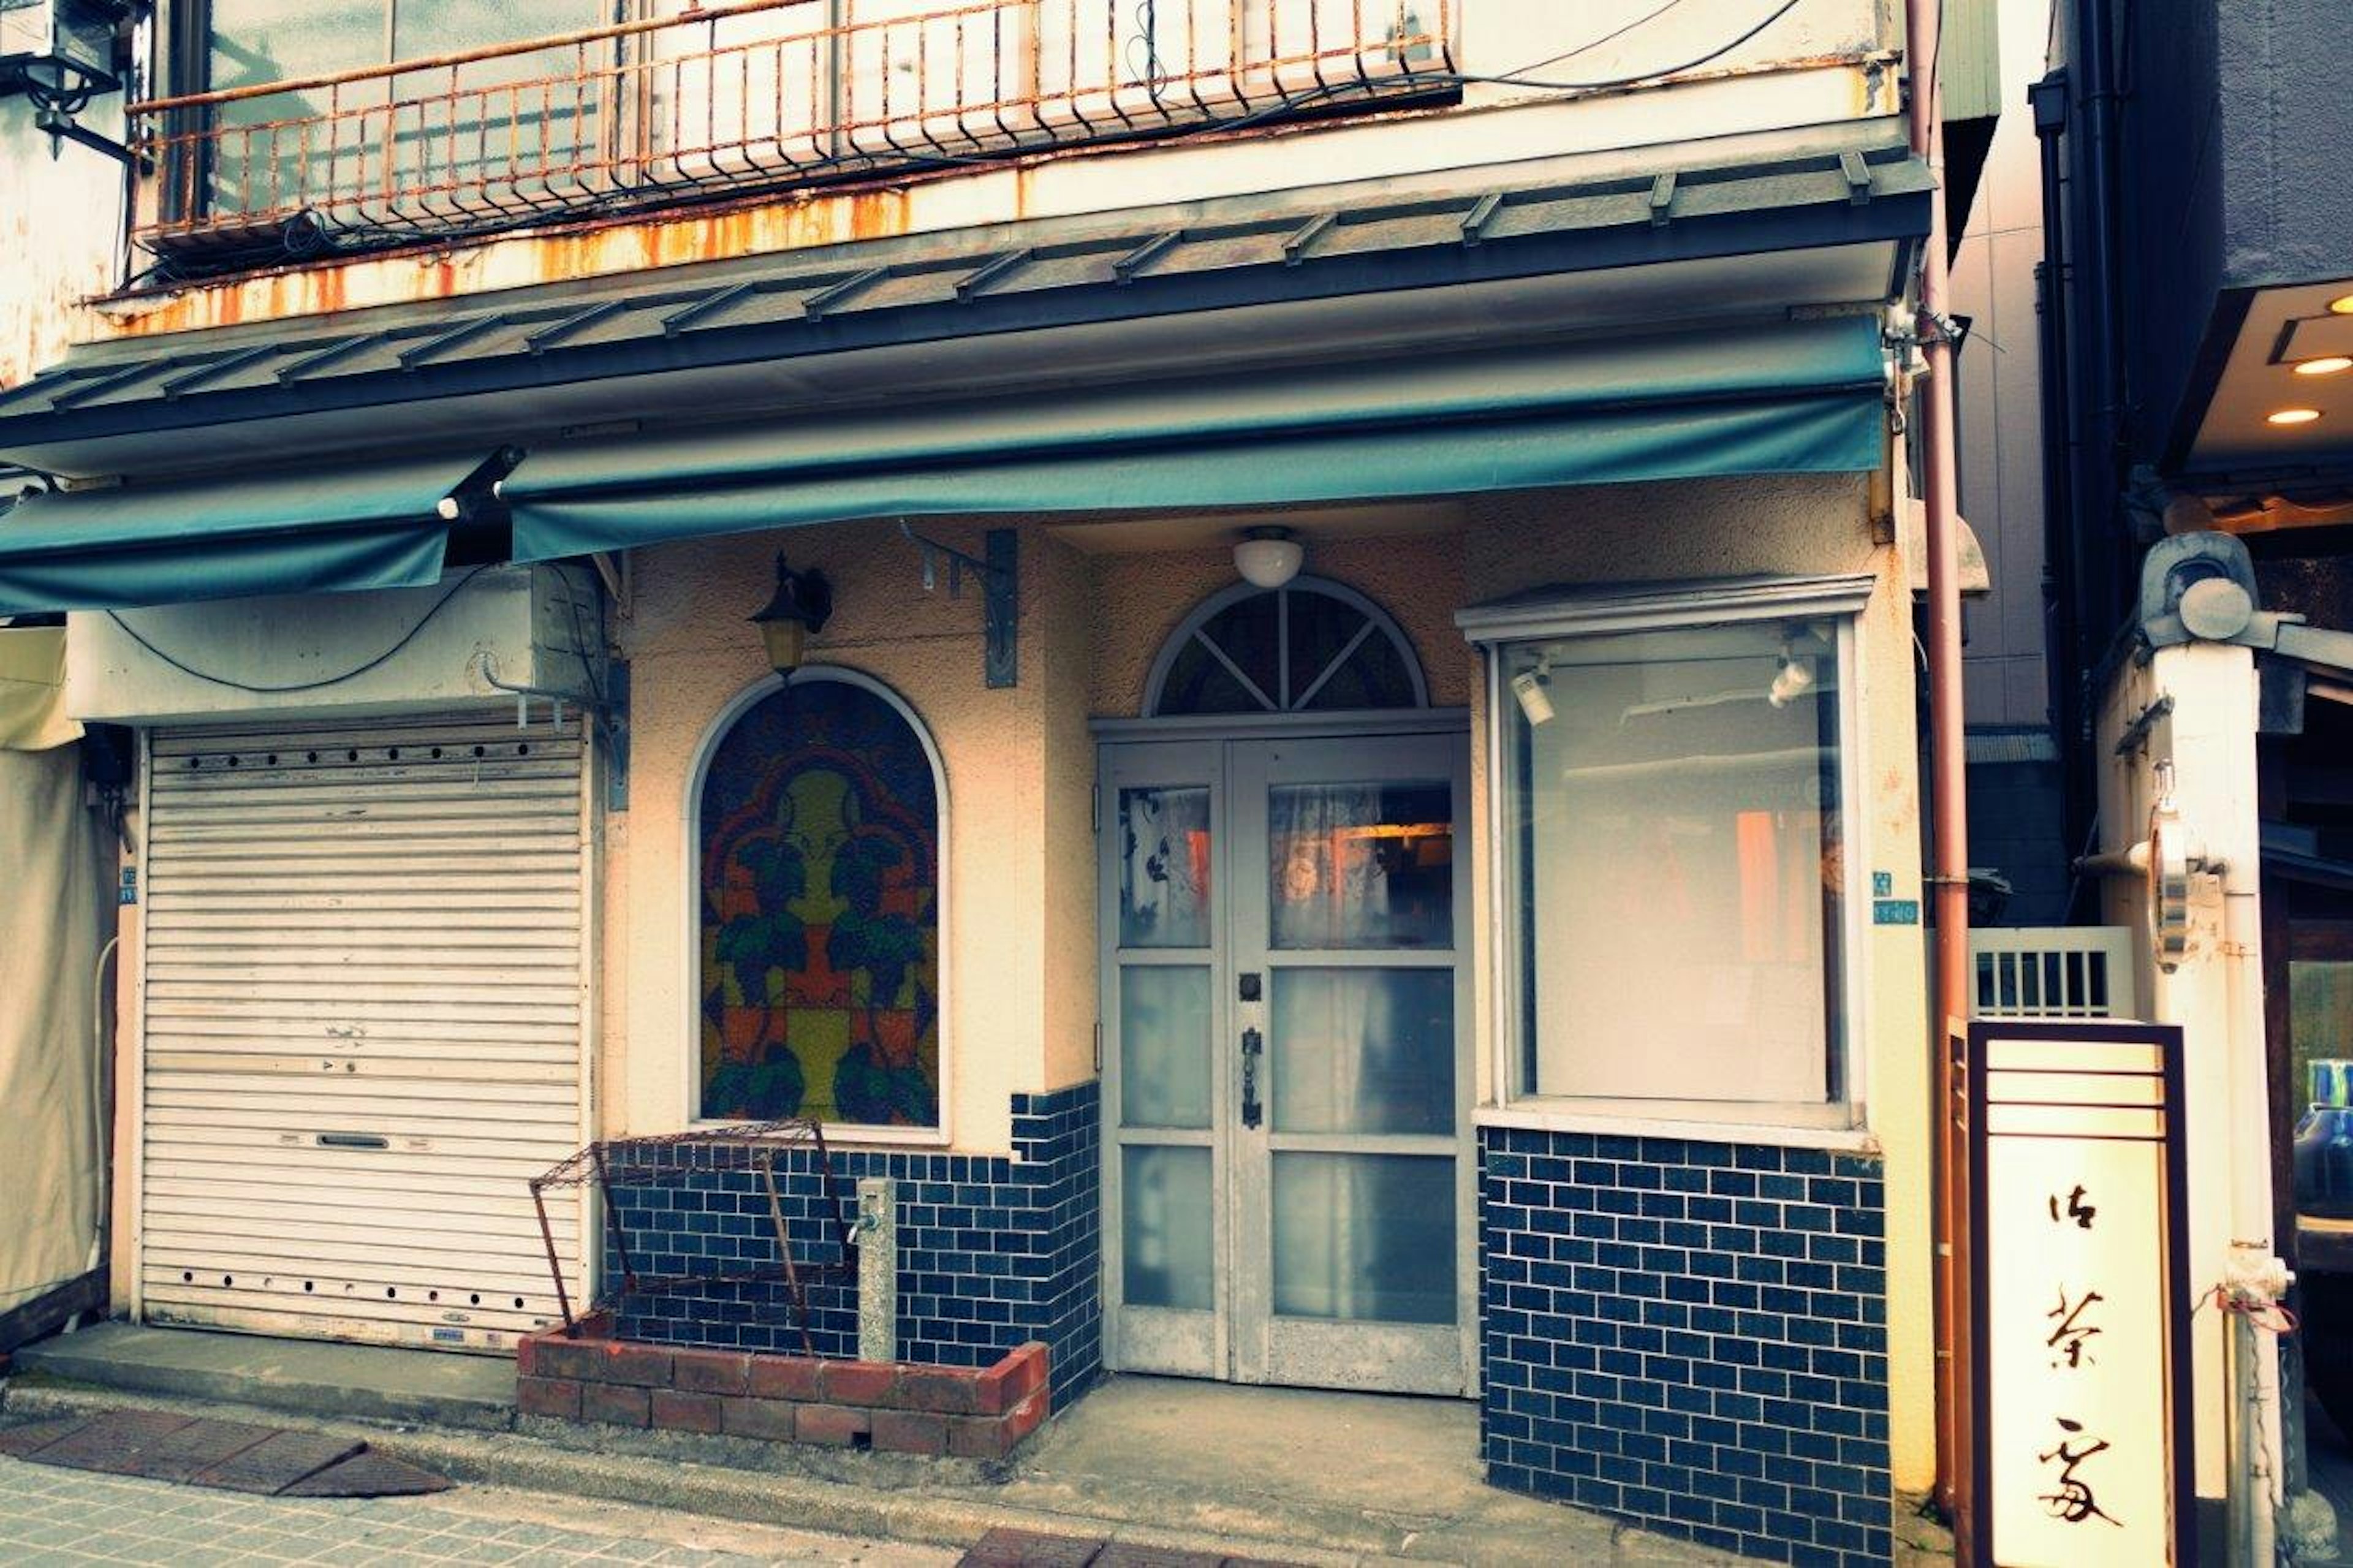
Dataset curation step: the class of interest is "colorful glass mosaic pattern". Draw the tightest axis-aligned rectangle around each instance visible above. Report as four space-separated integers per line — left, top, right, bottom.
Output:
699 677 940 1127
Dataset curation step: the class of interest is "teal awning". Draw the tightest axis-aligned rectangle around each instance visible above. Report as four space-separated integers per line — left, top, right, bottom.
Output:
504 316 1888 561
0 453 495 616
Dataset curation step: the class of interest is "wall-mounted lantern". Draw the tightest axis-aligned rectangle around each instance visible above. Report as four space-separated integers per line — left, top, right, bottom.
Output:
749 554 832 675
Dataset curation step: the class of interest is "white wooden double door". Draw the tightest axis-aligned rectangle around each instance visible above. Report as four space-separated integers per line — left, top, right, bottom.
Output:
1100 729 1474 1395
137 713 591 1352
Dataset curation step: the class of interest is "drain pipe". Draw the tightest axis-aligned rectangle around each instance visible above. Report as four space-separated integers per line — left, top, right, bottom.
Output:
1903 0 1974 1528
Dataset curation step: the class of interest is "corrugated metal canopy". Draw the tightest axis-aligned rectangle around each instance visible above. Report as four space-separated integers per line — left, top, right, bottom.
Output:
0 142 1932 477
0 453 501 616
502 316 1891 561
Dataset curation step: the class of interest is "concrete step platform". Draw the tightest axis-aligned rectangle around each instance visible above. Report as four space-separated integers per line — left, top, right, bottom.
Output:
12 1322 515 1431
2 1325 1819 1565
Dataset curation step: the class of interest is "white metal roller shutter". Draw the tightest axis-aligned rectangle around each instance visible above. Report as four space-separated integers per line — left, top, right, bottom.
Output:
138 713 591 1353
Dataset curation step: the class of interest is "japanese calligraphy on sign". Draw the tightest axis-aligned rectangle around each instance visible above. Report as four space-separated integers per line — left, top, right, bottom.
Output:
1970 1021 2192 1567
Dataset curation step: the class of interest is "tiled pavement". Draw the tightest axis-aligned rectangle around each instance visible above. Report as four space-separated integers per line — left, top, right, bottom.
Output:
0 1454 949 1567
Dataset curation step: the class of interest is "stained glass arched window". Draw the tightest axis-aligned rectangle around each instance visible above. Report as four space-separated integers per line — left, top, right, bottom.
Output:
695 670 943 1131
1143 577 1427 718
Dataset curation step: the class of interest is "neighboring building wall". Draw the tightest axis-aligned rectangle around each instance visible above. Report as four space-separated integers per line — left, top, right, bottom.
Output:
1950 0 2053 733
2095 640 2270 1503
1947 0 2071 925
0 100 124 390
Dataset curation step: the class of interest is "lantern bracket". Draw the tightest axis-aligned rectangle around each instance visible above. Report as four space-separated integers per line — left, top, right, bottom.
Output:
898 520 1018 688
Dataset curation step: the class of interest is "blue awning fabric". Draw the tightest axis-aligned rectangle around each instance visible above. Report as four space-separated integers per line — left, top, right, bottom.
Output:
503 316 1889 562
0 453 496 616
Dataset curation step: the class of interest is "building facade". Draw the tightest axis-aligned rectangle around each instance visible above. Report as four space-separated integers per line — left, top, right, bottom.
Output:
0 4 1974 1562
2037 0 2353 1556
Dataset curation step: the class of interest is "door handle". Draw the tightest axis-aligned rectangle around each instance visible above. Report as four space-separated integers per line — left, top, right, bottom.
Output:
1240 1026 1264 1129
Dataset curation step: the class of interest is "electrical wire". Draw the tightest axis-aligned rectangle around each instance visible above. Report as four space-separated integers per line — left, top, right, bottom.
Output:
102 565 494 694
1469 0 1808 91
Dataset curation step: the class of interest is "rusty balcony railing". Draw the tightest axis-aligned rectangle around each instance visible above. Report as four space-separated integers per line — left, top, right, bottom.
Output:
131 0 1453 263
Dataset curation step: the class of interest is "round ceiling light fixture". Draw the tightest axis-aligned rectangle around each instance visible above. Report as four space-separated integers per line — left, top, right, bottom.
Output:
2295 357 2353 377
1233 527 1305 589
2330 294 2353 316
2268 407 2324 426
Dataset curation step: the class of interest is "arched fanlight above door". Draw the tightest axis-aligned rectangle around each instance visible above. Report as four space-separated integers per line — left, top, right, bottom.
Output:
1142 576 1428 718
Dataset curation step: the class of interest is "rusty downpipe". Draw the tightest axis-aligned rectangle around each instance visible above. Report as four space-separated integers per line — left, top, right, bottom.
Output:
1906 0 1973 1539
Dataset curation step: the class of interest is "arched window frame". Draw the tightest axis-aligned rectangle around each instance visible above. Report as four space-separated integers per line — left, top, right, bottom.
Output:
682 665 952 1146
1140 574 1430 718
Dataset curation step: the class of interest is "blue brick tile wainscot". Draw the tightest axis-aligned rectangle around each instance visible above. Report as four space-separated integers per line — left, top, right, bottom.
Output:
608 1083 1102 1407
1479 1126 1892 1567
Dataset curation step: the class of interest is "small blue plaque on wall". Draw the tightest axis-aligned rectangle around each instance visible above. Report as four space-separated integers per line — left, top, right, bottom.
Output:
118 868 137 906
1873 898 1920 925
1873 871 1894 897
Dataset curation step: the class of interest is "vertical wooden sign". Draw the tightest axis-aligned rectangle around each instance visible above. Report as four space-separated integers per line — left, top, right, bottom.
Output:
1969 1020 2194 1567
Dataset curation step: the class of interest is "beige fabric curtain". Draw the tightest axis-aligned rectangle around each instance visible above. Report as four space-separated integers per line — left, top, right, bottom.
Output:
0 738 108 1314
0 627 83 752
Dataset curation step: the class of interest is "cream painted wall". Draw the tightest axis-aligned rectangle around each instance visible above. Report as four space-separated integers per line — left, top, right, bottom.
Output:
1086 533 1471 719
1457 473 1934 1496
607 516 1096 1157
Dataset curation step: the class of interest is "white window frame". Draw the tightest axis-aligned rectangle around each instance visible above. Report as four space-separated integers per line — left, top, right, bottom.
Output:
1458 574 1876 1148
681 665 952 1147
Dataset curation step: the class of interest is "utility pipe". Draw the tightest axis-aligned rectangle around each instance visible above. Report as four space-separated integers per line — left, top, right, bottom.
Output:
1903 0 1974 1531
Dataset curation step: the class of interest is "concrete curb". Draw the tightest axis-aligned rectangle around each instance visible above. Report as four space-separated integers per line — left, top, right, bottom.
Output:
0 1379 1365 1566
12 1333 515 1433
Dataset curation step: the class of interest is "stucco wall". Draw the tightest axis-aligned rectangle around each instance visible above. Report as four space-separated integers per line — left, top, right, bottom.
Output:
1085 531 1471 719
607 517 1095 1157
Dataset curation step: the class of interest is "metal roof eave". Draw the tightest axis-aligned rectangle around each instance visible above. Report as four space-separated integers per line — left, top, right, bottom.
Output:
0 150 1932 478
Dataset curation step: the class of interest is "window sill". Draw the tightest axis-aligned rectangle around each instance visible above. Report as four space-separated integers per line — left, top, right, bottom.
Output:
1473 1103 1881 1156
689 1118 951 1151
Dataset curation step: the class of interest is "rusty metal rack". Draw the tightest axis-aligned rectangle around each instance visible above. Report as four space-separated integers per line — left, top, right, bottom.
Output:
528 1118 857 1354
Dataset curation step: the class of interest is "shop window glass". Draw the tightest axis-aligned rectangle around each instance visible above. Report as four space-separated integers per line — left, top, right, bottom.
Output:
697 674 941 1129
1495 618 1851 1112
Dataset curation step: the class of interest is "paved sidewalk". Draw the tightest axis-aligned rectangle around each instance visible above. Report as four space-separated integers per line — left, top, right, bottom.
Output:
0 1454 953 1567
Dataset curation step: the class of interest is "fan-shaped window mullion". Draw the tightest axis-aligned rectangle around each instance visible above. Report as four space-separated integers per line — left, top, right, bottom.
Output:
1143 576 1427 718
1194 628 1278 711
1289 618 1379 711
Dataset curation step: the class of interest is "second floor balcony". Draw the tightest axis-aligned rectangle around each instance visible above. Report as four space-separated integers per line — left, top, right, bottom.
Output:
136 0 1457 267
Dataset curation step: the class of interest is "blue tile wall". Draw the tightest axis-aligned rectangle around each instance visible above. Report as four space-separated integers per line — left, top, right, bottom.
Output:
604 1083 1102 1406
1479 1126 1892 1568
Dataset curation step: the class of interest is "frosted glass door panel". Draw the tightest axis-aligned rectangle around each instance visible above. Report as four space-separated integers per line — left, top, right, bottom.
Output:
1119 787 1211 948
1123 1146 1214 1311
1271 969 1453 1135
1270 1153 1455 1325
1267 782 1452 949
1120 966 1212 1130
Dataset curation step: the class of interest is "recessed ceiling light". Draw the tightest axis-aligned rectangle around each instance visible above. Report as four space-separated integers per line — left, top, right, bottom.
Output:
2268 407 2323 426
2297 357 2353 376
2331 295 2353 316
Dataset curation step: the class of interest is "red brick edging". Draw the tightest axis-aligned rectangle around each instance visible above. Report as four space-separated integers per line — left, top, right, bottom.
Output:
516 1314 1050 1460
